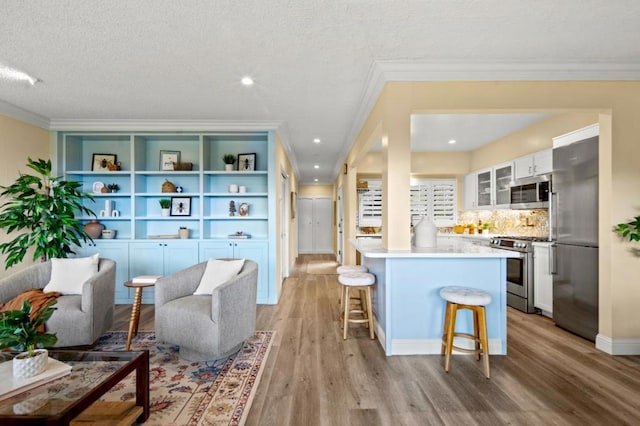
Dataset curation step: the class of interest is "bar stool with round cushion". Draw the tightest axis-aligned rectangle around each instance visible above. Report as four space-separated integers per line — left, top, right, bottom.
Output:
439 285 492 379
336 265 369 308
338 272 375 340
336 265 368 274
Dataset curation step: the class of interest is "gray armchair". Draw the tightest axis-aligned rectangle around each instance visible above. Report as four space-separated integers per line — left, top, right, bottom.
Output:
155 259 258 361
0 258 116 347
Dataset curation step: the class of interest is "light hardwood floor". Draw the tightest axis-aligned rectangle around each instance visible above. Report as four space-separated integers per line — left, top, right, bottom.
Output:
113 254 640 425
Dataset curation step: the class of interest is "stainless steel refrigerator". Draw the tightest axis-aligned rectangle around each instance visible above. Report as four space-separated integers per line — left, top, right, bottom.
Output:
551 136 599 341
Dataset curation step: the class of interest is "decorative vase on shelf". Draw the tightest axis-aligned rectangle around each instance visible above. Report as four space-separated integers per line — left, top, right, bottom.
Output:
224 164 234 171
179 228 190 239
83 220 104 239
13 349 48 378
161 208 170 217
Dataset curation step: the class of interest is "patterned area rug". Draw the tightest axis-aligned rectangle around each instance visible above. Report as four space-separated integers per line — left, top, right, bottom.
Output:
92 331 274 425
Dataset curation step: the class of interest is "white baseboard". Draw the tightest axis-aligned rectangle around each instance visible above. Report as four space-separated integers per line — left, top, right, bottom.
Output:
596 334 640 355
390 338 504 355
374 317 386 351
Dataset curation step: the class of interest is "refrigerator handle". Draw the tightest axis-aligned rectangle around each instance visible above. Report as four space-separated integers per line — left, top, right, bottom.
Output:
549 243 557 275
549 192 557 241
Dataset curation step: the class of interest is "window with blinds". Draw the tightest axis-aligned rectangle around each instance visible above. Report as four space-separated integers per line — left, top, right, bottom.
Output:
358 180 382 227
410 179 457 226
357 178 457 228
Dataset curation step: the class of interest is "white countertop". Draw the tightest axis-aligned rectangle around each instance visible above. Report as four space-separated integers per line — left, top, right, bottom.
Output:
351 237 521 259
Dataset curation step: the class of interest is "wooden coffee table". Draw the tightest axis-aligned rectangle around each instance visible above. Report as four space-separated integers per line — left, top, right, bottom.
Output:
0 349 149 425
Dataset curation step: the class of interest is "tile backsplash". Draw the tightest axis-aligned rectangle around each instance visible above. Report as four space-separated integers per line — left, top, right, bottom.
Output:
445 209 549 238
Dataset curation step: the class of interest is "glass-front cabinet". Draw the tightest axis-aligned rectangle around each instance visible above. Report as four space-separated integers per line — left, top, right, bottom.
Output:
493 162 513 209
57 131 276 304
475 168 492 208
464 161 513 210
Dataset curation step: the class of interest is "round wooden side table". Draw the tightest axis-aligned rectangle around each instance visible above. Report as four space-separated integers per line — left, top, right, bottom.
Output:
123 279 157 351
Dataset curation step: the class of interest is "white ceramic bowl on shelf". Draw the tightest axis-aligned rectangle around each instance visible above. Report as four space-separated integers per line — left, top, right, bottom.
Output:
101 229 116 239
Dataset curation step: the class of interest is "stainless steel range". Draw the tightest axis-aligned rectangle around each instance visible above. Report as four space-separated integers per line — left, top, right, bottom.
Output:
490 236 548 313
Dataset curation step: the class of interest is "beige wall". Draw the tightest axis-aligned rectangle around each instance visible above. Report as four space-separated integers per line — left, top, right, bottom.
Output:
298 184 333 197
274 132 298 299
344 80 640 346
0 115 50 278
471 112 599 171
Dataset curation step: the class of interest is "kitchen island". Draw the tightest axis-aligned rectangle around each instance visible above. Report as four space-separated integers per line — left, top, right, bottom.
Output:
351 238 520 356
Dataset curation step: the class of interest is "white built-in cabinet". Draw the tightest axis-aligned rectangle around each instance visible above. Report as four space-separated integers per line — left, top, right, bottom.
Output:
298 197 333 254
513 149 552 180
463 162 513 210
463 173 477 210
57 131 276 305
533 242 553 317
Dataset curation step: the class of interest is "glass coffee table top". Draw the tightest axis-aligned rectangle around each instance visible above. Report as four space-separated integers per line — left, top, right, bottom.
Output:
0 349 149 424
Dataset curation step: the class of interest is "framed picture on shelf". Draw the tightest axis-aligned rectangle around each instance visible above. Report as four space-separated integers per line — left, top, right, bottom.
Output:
170 196 191 216
237 153 256 171
92 154 117 172
160 150 180 171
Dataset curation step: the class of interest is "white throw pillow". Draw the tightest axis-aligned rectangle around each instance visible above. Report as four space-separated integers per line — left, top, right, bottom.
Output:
194 258 245 295
43 254 100 295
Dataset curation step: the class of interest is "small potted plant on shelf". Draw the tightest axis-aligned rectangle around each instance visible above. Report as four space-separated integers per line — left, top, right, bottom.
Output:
107 183 120 193
159 199 171 217
222 154 236 171
0 300 58 378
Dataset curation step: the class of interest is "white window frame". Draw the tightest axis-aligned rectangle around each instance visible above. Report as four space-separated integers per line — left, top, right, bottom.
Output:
410 178 457 227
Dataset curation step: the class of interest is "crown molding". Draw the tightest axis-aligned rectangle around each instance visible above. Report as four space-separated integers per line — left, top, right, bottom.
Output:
275 123 300 179
376 60 640 82
48 119 281 132
0 99 50 129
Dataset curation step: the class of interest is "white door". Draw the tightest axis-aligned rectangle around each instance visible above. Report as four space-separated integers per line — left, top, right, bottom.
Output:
298 198 314 253
336 187 343 263
313 197 333 253
298 197 333 254
280 172 289 280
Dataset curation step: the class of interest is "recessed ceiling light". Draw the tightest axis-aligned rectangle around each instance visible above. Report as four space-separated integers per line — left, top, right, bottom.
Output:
314 164 319 169
314 178 318 182
448 139 456 144
241 76 254 86
0 64 38 85
313 138 321 143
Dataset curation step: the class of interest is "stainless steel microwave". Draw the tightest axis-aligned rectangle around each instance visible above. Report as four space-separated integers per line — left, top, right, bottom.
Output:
510 174 551 209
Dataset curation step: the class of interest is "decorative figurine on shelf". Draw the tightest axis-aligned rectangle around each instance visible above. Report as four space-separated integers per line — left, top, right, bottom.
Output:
229 200 236 216
175 186 183 193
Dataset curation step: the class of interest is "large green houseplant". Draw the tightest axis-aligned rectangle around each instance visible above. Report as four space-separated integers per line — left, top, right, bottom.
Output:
0 158 96 269
614 215 640 242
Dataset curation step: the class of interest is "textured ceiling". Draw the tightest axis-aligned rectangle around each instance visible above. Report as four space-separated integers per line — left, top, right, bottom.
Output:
1 1 639 183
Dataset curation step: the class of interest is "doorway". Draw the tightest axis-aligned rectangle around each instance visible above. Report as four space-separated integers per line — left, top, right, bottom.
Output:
298 197 333 253
280 171 289 281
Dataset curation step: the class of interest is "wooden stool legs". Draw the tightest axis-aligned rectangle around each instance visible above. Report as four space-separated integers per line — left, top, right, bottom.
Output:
341 285 375 340
126 287 144 351
441 301 490 379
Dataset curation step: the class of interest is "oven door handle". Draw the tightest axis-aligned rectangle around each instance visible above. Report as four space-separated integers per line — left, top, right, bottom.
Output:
549 243 557 275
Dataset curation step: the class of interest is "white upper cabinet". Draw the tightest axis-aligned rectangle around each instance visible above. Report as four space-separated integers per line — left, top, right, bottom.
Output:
463 162 513 211
513 149 552 180
463 173 477 210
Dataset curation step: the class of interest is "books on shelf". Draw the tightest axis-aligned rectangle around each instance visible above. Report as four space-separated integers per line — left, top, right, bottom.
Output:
132 275 162 284
228 233 251 239
0 357 72 402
